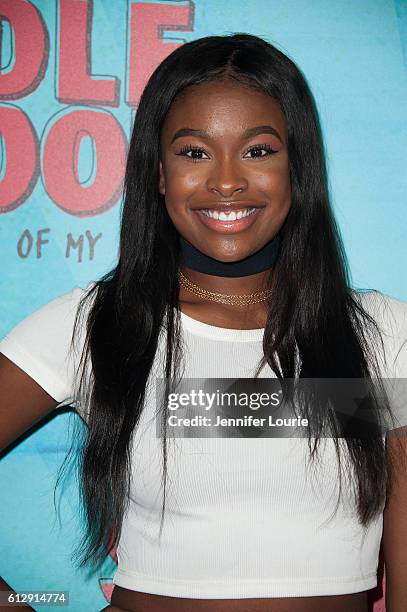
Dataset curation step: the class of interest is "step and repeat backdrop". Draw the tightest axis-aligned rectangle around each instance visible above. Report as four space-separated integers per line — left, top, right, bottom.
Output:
0 1 406 610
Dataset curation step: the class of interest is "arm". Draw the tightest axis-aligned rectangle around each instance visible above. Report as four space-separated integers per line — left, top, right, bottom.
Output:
383 427 407 612
100 592 133 612
0 352 59 609
0 576 35 611
0 353 58 451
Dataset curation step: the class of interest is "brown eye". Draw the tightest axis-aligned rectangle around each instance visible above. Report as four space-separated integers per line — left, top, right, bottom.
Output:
243 144 277 158
177 145 210 161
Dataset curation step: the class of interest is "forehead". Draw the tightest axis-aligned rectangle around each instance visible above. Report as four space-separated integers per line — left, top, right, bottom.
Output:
161 79 287 140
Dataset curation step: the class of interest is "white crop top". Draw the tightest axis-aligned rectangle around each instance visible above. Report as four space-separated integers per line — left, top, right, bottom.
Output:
1 285 406 599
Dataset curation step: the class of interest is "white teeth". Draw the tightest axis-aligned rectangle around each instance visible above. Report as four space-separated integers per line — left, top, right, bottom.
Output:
200 207 257 220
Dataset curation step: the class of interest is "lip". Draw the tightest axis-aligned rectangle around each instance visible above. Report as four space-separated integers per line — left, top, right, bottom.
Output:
193 201 263 212
194 207 263 233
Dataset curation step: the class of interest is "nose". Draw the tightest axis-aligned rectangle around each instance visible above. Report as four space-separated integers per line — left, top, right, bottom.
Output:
206 158 248 198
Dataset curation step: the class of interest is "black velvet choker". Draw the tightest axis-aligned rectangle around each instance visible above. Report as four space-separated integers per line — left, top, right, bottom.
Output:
179 234 281 277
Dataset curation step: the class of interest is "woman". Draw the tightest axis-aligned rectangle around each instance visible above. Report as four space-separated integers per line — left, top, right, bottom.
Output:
1 34 407 612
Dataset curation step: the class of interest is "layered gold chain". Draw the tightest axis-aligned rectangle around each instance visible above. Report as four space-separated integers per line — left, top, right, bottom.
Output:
178 268 272 306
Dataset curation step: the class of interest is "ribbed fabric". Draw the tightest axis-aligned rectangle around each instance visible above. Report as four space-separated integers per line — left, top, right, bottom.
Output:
0 287 406 598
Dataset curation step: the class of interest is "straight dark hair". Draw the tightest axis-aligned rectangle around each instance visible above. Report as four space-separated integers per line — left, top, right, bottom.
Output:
61 33 398 569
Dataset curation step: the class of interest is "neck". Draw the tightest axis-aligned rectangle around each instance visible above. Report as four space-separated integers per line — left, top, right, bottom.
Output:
178 234 281 296
179 266 273 301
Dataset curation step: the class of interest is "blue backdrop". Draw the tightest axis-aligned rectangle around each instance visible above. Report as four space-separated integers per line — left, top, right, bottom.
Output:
0 1 406 610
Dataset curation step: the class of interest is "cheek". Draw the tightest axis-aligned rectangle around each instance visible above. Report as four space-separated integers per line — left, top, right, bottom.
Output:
163 166 200 227
253 162 291 202
164 164 203 201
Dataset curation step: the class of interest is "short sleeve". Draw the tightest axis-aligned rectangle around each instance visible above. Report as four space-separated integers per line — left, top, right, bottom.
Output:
0 285 93 418
386 295 407 430
357 290 407 430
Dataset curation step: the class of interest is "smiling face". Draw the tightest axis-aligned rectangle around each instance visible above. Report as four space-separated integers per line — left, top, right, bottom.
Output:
159 79 291 262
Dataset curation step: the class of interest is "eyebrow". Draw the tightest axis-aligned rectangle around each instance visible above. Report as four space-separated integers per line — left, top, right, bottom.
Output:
170 124 283 144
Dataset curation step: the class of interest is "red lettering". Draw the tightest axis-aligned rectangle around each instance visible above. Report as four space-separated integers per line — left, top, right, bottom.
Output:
127 2 194 107
0 0 48 99
58 0 119 106
42 109 127 216
0 105 39 212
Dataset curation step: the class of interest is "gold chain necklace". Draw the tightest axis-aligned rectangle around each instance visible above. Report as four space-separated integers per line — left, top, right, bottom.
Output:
178 268 272 306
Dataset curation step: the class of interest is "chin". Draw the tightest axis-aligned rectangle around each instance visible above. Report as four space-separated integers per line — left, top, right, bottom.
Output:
206 250 254 263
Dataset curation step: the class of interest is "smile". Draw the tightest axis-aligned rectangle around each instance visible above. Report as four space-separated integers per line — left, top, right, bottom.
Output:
199 207 257 220
194 207 263 234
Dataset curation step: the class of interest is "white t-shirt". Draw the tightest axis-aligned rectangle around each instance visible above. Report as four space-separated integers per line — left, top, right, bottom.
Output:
0 285 406 598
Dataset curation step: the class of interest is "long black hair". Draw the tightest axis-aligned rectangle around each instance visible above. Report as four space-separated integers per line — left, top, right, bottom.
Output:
63 33 398 569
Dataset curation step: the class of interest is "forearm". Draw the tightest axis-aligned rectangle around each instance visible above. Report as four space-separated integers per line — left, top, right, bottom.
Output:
0 576 35 610
100 606 131 611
